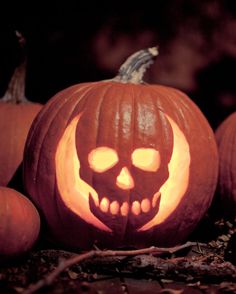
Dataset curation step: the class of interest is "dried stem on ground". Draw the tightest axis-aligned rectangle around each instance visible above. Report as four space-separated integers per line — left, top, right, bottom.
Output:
22 241 205 294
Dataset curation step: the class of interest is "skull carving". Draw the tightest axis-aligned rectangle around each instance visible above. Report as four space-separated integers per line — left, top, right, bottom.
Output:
54 108 190 235
76 110 174 230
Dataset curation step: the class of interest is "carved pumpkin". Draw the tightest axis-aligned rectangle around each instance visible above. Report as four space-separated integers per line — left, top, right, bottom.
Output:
0 34 42 186
215 112 236 217
0 187 40 260
23 47 218 250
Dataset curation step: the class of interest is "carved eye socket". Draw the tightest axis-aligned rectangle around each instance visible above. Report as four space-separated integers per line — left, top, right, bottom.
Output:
88 147 119 172
131 148 160 172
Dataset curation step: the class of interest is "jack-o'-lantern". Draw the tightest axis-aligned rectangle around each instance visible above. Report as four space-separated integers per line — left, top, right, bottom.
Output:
23 47 218 250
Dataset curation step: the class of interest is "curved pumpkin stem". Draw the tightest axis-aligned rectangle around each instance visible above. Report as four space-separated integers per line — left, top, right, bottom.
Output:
1 31 29 104
113 46 158 84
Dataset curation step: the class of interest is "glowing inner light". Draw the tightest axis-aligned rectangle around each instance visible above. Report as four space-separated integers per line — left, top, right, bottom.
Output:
88 147 118 172
116 167 134 190
110 201 120 215
55 115 111 232
139 115 190 231
120 202 129 216
100 197 110 213
132 148 160 172
141 198 151 213
131 201 141 215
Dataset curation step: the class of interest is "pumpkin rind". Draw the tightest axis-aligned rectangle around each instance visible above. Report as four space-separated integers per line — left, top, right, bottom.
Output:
215 112 236 217
23 48 218 250
0 187 40 260
0 102 42 186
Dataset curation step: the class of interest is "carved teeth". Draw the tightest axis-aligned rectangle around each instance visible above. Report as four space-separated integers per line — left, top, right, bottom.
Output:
152 192 161 208
100 197 110 213
110 201 120 215
120 202 129 216
141 198 151 213
131 201 141 215
97 193 161 216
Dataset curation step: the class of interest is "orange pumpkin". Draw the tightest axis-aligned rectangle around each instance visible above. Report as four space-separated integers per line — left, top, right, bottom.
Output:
215 112 236 217
0 49 42 186
0 187 40 260
23 47 218 250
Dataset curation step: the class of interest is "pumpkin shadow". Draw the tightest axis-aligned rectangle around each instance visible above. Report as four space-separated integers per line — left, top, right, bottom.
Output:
7 162 25 194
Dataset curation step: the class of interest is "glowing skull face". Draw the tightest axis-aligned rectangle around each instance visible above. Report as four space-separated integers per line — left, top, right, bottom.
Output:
55 112 190 233
73 107 175 231
77 143 172 229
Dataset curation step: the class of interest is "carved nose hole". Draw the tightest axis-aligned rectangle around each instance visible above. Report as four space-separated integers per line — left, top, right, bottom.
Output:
116 167 134 190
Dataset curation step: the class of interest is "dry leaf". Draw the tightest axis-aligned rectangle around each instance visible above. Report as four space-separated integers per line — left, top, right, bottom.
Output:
68 270 79 279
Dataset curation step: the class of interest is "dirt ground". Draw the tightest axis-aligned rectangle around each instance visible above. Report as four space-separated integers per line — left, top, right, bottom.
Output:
0 215 235 294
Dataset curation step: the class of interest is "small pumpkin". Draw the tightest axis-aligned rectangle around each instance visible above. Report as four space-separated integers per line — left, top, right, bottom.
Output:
23 47 218 250
0 33 42 186
0 187 40 260
215 112 236 217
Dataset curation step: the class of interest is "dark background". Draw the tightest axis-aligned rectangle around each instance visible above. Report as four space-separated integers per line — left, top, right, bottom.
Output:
1 0 236 129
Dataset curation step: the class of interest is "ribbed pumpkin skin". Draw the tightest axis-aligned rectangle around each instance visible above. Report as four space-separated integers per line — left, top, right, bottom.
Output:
0 102 42 186
0 187 40 260
215 112 236 217
23 81 218 250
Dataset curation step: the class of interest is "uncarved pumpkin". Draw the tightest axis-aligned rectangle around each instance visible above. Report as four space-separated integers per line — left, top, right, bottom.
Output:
23 47 218 250
0 56 42 186
0 187 40 260
215 112 236 217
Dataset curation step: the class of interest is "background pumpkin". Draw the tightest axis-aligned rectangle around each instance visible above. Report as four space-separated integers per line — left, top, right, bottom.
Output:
0 33 42 186
0 187 40 261
23 47 218 250
215 112 236 218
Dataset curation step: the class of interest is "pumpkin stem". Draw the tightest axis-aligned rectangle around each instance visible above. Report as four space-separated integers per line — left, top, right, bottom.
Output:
1 31 29 104
113 46 158 84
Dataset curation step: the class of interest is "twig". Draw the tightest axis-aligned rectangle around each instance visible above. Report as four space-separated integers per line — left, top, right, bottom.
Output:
22 241 201 294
